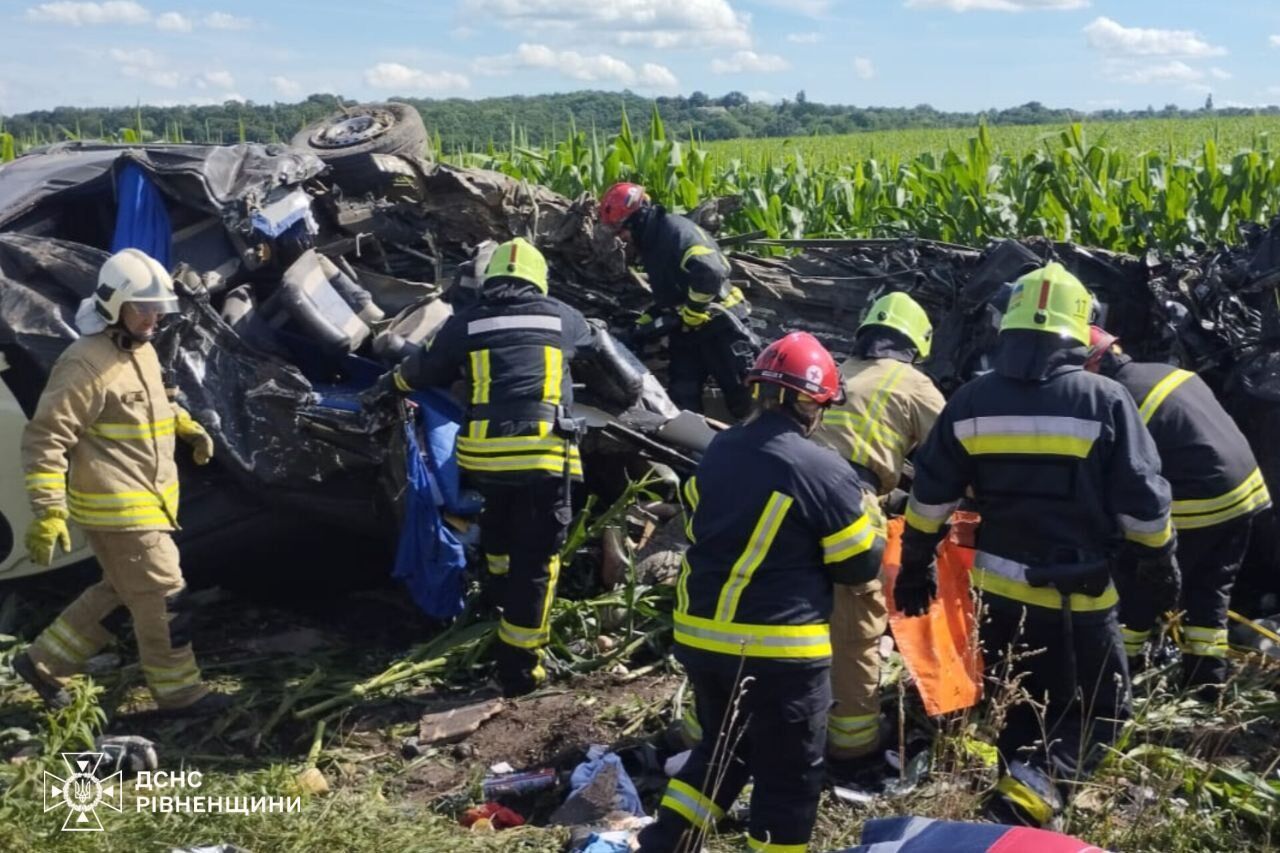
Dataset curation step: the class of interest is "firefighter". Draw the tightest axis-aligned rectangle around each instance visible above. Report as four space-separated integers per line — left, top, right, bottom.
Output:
13 249 227 716
895 263 1178 826
1086 326 1271 694
637 332 885 853
371 238 619 697
598 182 755 419
813 292 945 769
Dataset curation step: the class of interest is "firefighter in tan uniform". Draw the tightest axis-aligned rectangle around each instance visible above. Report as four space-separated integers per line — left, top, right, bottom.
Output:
813 292 945 769
12 249 227 716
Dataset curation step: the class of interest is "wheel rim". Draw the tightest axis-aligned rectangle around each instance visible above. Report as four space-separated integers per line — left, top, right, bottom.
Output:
310 110 394 149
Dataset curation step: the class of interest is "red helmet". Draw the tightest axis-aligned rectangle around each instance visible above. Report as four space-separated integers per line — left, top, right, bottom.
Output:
1084 324 1118 373
747 331 845 406
599 182 648 229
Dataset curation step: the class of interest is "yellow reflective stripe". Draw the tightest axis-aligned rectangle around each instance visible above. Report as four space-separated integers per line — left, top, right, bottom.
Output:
469 349 491 405
498 618 549 650
747 835 808 853
88 418 176 440
1121 627 1150 655
67 482 179 508
953 415 1100 458
145 664 202 695
467 419 489 439
392 368 413 392
682 476 699 542
543 346 563 405
904 496 956 535
853 364 907 466
661 779 723 829
679 243 718 272
457 452 582 476
1137 368 1195 424
25 471 66 490
828 713 880 748
996 776 1055 826
538 555 561 637
47 618 96 658
722 285 744 309
676 556 692 613
1119 515 1173 549
486 553 510 576
959 434 1094 458
673 610 831 659
457 433 565 453
972 567 1118 612
1180 626 1229 658
687 290 715 304
1171 469 1271 529
714 492 793 622
821 514 874 564
68 505 173 521
36 630 86 665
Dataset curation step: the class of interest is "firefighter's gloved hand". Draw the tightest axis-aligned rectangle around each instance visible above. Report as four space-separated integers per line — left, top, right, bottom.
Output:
95 735 158 775
175 410 214 466
1137 550 1181 615
360 369 410 410
679 303 712 329
894 537 938 617
25 509 71 567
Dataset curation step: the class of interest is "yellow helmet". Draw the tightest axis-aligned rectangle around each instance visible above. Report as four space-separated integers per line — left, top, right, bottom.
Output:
1000 262 1092 345
483 237 549 294
858 292 933 358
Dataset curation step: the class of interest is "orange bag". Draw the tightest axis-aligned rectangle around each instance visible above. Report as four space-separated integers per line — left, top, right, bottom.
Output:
881 514 984 716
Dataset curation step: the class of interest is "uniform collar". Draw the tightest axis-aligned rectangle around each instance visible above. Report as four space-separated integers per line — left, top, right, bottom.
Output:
993 330 1087 381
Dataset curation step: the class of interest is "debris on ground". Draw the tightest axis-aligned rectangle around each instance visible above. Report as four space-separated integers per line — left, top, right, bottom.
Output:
417 697 504 746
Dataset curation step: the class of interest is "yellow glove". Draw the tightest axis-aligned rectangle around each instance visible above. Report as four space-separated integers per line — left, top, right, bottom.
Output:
679 304 711 329
175 410 214 465
26 509 71 567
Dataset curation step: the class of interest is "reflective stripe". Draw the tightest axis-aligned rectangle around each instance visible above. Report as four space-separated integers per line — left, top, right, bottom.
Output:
821 514 875 564
486 553 510 576
469 349 491 405
682 476 699 542
1137 369 1195 424
498 618 550 650
1121 626 1150 656
467 315 562 335
144 662 202 696
1180 625 1229 658
973 551 1118 612
67 483 179 527
660 779 723 830
36 630 86 666
457 433 566 454
537 555 561 640
904 495 957 535
25 471 66 491
47 618 96 660
392 368 413 392
1117 512 1173 549
67 482 179 508
714 492 793 622
856 364 908 467
823 410 905 467
828 713 880 749
457 452 583 477
748 838 807 853
88 417 176 441
687 289 715 304
995 775 1055 826
1171 469 1271 530
722 285 745 309
676 555 692 613
953 415 1100 458
543 346 564 405
679 244 719 273
673 610 831 659
467 419 489 439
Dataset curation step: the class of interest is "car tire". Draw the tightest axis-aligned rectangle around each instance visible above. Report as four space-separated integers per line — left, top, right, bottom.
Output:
291 102 428 165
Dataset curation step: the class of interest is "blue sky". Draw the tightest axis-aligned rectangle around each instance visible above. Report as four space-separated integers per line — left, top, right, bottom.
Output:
2 0 1279 115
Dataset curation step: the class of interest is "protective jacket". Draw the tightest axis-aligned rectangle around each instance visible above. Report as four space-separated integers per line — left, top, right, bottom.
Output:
1099 352 1270 530
22 330 182 531
903 331 1173 611
674 410 883 668
398 282 609 483
816 332 946 494
630 205 745 316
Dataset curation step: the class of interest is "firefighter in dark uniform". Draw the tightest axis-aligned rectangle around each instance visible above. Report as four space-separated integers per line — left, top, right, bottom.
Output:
637 332 885 853
374 238 614 697
895 263 1179 826
598 182 754 419
1086 325 1271 693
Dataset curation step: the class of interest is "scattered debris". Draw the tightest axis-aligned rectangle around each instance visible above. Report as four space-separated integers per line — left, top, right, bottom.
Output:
417 697 504 745
459 802 525 831
481 767 557 800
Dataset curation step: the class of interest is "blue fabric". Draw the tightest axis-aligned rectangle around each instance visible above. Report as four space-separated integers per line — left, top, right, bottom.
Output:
111 162 171 268
393 412 467 620
567 746 645 818
575 835 631 853
833 817 1101 853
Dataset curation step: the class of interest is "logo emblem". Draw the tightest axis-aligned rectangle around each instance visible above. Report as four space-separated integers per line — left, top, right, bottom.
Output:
805 365 824 385
45 752 121 832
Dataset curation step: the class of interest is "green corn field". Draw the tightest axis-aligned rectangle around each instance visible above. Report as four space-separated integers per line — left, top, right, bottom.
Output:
455 110 1280 255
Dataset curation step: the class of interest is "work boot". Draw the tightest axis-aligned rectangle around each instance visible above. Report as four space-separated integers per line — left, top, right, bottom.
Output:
12 652 72 710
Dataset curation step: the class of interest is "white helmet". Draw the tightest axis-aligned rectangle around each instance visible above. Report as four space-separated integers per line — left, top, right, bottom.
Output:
95 248 179 325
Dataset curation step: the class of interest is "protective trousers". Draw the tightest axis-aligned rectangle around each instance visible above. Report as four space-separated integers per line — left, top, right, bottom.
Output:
478 477 566 694
981 594 1130 826
28 530 207 709
667 314 753 419
637 659 829 853
1119 515 1252 688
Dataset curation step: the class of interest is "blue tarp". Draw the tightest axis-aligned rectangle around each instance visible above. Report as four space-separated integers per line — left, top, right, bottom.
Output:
834 817 1106 853
567 746 645 818
111 162 171 268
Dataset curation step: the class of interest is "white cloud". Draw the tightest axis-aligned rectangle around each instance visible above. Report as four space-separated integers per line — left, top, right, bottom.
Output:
747 89 778 103
1209 67 1232 80
755 0 830 16
481 43 677 89
854 57 875 79
202 70 235 89
25 1 150 25
203 11 251 30
109 46 183 88
1270 35 1280 48
787 32 822 44
271 76 302 97
363 62 470 92
1084 17 1225 58
638 62 680 90
462 0 752 49
154 11 191 31
711 50 789 74
1269 86 1280 97
905 0 1088 10
1110 60 1204 85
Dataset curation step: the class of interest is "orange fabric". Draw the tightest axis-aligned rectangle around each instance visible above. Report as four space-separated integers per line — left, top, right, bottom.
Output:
882 514 984 716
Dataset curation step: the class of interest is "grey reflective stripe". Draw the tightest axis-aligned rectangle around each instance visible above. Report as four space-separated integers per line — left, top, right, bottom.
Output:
676 621 829 650
973 551 1033 583
907 496 957 522
664 786 715 825
1117 512 1169 534
952 415 1102 440
468 315 562 335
